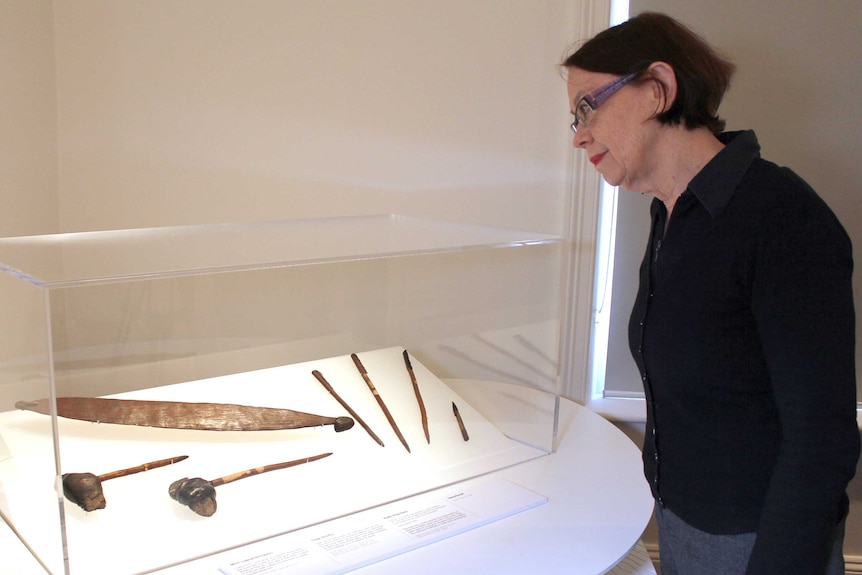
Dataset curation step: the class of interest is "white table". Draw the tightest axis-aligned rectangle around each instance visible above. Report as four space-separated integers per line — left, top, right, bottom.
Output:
0 380 654 575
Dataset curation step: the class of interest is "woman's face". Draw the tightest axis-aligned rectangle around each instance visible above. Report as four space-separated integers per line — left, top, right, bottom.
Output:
566 67 660 193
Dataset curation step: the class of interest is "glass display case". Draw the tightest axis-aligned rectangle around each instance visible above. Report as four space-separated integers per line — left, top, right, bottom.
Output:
0 214 564 575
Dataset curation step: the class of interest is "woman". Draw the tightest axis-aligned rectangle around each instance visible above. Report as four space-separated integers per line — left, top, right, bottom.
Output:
563 12 859 575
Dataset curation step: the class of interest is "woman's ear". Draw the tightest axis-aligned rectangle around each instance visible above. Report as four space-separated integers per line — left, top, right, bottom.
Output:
646 61 677 115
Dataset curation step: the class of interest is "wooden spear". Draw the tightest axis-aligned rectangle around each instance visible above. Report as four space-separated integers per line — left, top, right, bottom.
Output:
403 350 430 444
351 353 411 453
312 369 384 447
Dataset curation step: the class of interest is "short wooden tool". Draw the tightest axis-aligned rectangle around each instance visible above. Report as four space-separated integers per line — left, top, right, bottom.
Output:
168 452 332 517
452 402 469 441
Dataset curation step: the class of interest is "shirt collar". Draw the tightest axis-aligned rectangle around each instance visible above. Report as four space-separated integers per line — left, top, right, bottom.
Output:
687 130 761 218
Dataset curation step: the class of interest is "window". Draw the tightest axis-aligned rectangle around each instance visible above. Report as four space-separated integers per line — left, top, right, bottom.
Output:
584 0 652 420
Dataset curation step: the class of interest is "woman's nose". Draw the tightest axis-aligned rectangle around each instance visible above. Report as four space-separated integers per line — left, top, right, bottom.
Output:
572 127 591 149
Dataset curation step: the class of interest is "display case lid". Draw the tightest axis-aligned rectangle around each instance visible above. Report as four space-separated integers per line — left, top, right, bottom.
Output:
0 215 561 288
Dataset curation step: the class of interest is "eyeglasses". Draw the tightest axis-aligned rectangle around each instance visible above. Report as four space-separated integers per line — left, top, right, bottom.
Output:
570 72 638 134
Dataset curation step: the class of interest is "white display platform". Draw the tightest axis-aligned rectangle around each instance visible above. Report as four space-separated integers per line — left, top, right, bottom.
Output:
169 477 546 575
0 378 654 575
0 348 548 575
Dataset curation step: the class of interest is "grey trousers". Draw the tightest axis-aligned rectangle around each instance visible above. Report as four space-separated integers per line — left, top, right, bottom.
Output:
654 505 845 575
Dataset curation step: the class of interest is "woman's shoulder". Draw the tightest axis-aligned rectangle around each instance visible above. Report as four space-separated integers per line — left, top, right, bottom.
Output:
736 158 831 217
735 157 850 248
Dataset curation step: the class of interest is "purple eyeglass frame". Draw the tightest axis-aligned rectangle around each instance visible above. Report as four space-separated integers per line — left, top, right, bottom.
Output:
571 72 639 133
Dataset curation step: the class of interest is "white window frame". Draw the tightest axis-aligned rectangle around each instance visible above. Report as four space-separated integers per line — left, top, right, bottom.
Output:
557 0 646 423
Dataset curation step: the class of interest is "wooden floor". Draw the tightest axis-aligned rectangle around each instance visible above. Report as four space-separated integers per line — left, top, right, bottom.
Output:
607 541 656 575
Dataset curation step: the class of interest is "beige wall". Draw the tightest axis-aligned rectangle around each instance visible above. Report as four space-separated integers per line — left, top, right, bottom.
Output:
51 0 578 235
0 0 59 237
0 1 61 403
0 1 594 405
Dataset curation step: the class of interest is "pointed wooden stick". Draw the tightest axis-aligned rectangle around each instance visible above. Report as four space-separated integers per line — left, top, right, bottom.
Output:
168 452 332 517
403 350 430 444
351 353 411 453
63 455 189 512
312 370 385 447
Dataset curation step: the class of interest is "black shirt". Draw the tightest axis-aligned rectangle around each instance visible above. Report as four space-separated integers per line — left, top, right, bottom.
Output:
629 130 859 574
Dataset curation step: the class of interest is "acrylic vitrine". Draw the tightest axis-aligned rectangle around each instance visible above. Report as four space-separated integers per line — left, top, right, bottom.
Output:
0 214 564 575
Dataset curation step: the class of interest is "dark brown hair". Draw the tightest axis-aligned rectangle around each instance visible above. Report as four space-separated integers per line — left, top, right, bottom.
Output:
563 12 735 135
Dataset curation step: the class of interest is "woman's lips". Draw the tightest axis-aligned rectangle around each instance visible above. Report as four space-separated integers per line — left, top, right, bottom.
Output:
589 151 607 166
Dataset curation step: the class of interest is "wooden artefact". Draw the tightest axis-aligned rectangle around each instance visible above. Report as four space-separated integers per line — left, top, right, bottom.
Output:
351 353 411 453
16 398 354 433
403 350 430 444
168 452 332 516
63 455 189 511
